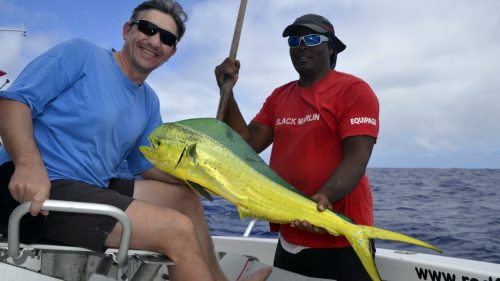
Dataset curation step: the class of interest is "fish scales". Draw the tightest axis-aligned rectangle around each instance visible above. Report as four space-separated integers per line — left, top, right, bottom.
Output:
140 118 442 281
171 123 313 223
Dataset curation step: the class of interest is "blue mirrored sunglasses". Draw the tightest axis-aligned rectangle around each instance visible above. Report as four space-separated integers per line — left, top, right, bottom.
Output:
130 20 178 47
288 34 329 48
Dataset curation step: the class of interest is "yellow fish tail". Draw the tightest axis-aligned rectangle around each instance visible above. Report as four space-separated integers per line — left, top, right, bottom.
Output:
341 225 442 281
343 226 381 281
362 225 442 253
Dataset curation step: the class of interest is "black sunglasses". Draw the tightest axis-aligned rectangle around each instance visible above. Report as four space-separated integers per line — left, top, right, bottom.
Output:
130 20 177 47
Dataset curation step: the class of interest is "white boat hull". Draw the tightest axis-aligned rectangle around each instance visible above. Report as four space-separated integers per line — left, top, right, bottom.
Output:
213 236 500 281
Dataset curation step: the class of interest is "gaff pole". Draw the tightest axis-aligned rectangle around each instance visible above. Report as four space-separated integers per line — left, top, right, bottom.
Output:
216 0 248 121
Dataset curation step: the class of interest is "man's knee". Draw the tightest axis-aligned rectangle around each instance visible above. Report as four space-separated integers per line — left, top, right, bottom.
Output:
171 211 196 236
131 200 196 239
107 201 198 251
153 210 201 258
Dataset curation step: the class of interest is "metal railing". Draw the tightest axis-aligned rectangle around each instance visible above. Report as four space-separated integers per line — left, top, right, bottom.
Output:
8 200 132 266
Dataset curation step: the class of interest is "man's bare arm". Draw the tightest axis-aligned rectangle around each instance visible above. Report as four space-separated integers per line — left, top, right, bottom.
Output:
0 99 50 216
292 135 376 233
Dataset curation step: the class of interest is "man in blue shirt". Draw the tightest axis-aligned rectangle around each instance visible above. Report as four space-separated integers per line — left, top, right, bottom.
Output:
0 1 270 280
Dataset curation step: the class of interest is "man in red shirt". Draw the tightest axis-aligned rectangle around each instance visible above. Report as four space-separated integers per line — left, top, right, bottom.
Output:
215 14 379 280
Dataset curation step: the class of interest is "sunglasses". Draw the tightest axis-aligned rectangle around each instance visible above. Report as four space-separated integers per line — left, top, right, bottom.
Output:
288 34 329 48
130 20 178 47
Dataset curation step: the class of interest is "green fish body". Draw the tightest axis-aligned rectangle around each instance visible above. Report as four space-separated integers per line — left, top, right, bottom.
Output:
140 118 441 281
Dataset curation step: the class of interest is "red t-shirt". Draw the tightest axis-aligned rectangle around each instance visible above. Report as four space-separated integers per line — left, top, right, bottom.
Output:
253 70 379 248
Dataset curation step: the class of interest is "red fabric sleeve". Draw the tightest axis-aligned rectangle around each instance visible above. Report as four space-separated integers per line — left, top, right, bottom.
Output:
336 81 380 140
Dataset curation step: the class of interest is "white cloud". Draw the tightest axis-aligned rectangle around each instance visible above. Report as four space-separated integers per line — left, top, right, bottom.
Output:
2 0 499 168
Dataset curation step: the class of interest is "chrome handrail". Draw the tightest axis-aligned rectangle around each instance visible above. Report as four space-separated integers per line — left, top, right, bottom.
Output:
8 200 132 266
243 218 257 237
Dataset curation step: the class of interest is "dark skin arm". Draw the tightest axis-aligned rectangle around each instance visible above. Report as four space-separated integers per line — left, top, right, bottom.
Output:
292 135 376 234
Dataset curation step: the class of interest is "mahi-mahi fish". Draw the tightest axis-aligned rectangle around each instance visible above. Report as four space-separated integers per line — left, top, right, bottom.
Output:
139 118 441 281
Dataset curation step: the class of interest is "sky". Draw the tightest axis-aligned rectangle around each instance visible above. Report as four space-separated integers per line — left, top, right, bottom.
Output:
1 0 499 169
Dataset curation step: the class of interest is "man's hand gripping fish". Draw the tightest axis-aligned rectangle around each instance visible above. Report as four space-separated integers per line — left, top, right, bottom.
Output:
140 118 442 281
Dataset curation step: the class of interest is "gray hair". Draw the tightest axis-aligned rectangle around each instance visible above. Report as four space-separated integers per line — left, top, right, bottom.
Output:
130 0 188 42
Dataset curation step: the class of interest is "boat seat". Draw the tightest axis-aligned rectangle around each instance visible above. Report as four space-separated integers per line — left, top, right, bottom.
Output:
0 200 173 281
220 252 335 281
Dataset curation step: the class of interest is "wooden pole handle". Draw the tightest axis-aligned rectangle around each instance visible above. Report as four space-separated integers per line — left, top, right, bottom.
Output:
216 0 248 121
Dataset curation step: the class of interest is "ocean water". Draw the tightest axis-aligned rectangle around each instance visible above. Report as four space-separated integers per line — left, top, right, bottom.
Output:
203 168 500 264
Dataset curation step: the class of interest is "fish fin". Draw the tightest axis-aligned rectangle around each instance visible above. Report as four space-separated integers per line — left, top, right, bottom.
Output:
176 144 197 169
185 180 213 201
236 206 252 220
186 143 197 162
361 225 442 253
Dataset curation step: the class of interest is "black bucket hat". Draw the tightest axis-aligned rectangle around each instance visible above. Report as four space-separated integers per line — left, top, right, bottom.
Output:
282 13 346 53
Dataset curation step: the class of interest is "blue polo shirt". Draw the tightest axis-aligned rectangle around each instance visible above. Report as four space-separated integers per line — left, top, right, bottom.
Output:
0 38 162 188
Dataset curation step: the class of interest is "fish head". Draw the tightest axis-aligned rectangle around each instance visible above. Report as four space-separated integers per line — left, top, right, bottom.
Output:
139 124 189 174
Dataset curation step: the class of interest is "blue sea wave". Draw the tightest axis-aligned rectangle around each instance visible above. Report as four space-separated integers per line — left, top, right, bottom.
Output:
203 168 500 264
